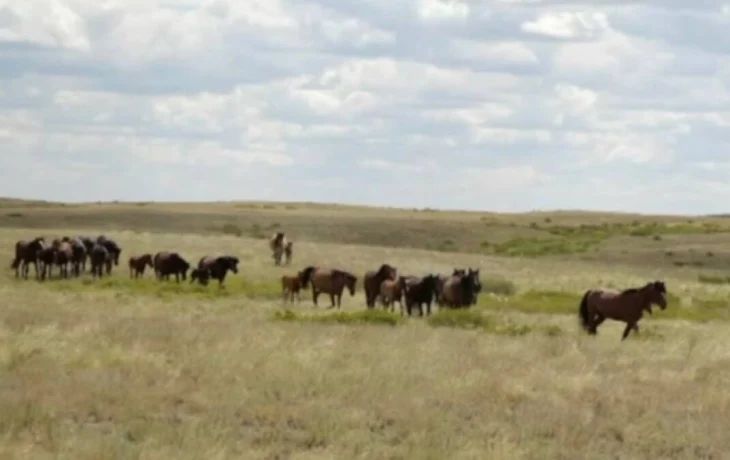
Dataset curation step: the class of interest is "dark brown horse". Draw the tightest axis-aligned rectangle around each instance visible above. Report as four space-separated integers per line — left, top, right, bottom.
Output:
579 281 668 341
37 244 57 281
281 272 306 303
190 268 210 286
10 236 46 279
440 270 479 308
97 236 122 268
284 241 293 265
364 263 398 308
197 256 239 287
128 254 153 278
300 266 357 309
403 274 440 316
379 276 409 312
153 252 190 282
89 243 111 278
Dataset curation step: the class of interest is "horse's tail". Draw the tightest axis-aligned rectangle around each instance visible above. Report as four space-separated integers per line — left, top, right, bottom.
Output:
578 290 592 333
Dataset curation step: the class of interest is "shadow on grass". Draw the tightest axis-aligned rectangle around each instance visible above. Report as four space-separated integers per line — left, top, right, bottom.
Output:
18 276 282 301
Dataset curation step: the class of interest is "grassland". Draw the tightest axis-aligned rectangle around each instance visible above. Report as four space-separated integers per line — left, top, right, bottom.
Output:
2 199 730 458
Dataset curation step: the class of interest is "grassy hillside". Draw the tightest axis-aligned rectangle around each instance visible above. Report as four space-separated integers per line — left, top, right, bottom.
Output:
1 199 730 458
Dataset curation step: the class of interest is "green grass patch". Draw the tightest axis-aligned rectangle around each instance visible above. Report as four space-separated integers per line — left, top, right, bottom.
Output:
480 277 517 296
698 274 730 285
479 290 580 315
272 309 404 326
426 309 565 337
29 276 281 301
491 237 602 257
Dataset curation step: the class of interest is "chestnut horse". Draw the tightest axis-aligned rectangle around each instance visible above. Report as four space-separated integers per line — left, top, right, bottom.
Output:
379 276 409 313
300 266 357 309
129 254 153 278
364 263 398 308
281 271 307 303
579 281 668 341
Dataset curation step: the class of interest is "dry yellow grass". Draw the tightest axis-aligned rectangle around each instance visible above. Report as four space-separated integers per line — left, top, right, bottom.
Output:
2 201 730 459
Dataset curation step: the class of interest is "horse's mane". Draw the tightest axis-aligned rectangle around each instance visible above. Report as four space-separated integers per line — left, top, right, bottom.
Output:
334 269 357 281
299 266 317 288
375 263 394 278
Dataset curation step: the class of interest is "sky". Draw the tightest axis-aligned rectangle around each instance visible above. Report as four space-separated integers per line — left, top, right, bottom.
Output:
1 0 730 214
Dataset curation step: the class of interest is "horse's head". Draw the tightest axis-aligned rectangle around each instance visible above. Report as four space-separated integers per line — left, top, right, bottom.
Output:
647 280 667 310
345 273 357 296
174 254 190 280
191 268 209 285
377 263 397 281
144 254 154 267
468 268 481 293
452 268 465 276
230 256 240 273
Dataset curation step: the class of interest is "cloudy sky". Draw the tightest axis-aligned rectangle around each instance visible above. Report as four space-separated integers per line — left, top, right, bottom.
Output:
1 0 729 214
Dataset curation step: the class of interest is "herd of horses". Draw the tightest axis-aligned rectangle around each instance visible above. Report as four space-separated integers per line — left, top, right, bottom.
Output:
8 231 670 341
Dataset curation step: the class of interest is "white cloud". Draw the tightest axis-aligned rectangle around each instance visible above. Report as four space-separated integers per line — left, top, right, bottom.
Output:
0 0 728 213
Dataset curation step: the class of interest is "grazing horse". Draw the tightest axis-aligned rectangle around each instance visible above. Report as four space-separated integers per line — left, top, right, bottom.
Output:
89 244 111 278
300 266 357 309
440 270 478 308
379 276 409 312
403 274 440 316
197 256 239 287
128 254 153 278
10 237 46 279
153 252 190 282
283 241 293 265
281 271 307 303
363 263 398 308
269 232 288 265
190 268 211 286
97 236 121 268
579 281 668 341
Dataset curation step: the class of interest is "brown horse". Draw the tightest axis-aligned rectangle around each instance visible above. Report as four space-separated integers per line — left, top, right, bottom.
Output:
440 270 479 308
37 244 57 281
129 254 153 278
62 237 87 277
379 276 409 312
54 240 74 279
89 243 111 278
281 272 306 303
197 256 239 287
579 281 668 341
153 251 190 282
435 269 466 306
10 236 46 279
403 274 440 316
364 263 398 308
300 266 357 309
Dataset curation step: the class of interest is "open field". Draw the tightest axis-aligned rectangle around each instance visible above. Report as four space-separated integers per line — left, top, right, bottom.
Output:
2 200 730 458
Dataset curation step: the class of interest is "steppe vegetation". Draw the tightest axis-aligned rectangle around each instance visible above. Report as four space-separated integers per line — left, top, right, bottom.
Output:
2 198 730 458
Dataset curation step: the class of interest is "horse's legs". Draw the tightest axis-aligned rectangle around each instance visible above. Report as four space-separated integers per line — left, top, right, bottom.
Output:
621 322 635 341
327 293 336 309
312 289 319 306
426 301 432 316
418 303 424 317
